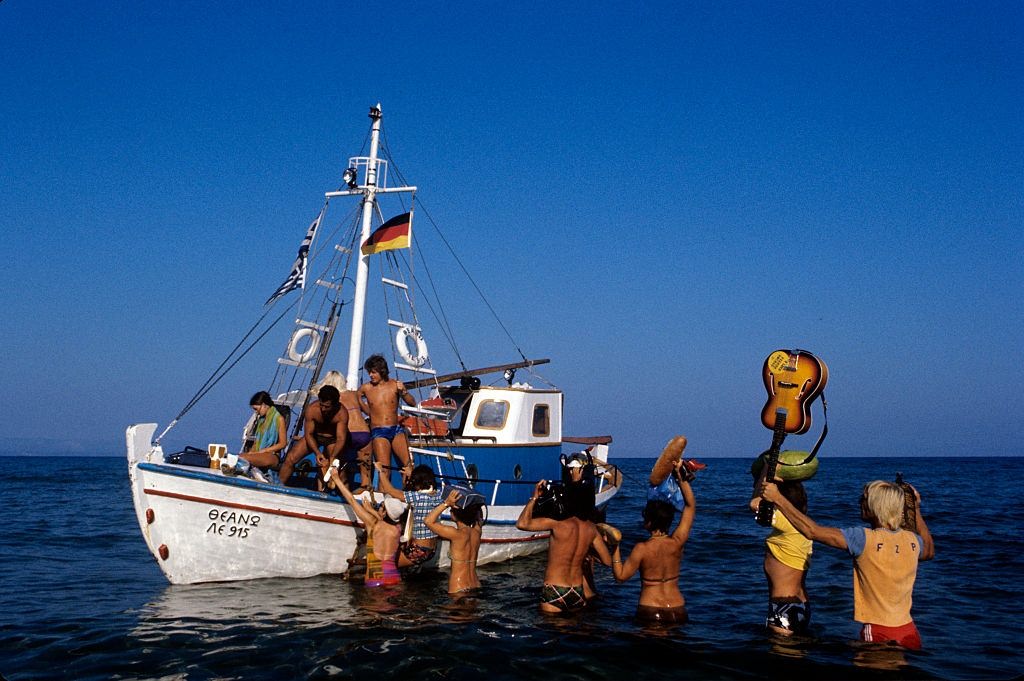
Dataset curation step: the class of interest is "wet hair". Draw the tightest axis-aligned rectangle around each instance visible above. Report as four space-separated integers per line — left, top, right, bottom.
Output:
249 391 275 407
778 480 808 514
318 370 347 392
452 503 484 527
862 481 905 531
364 354 390 380
318 385 341 404
642 499 675 534
407 464 436 491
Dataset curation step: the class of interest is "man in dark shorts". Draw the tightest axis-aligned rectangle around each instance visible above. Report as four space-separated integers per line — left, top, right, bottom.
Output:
279 385 348 486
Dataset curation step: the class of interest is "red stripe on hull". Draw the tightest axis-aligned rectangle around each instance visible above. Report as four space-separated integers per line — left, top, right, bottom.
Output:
142 488 548 545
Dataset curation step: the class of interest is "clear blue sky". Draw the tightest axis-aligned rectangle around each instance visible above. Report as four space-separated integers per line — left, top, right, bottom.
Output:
1 2 1020 458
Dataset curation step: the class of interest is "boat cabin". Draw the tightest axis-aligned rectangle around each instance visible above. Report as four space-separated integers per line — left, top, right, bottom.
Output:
442 384 562 446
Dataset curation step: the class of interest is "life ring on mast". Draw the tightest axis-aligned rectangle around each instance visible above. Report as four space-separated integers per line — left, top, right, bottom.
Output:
395 325 429 367
287 328 321 363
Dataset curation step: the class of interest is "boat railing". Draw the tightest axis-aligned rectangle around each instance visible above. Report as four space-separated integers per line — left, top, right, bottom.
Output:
410 445 620 506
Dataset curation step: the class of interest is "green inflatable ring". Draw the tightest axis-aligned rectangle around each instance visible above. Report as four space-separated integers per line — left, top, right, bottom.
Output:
750 450 819 481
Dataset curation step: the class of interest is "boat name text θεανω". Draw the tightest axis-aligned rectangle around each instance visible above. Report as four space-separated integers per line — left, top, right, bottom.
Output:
205 508 261 539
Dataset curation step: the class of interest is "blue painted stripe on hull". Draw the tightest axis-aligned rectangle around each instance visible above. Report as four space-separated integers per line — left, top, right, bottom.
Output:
135 461 527 527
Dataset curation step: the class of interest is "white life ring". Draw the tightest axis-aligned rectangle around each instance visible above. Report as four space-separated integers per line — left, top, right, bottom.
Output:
287 328 321 363
395 325 429 367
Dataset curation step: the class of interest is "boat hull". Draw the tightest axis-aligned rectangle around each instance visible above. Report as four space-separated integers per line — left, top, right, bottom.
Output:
128 424 610 585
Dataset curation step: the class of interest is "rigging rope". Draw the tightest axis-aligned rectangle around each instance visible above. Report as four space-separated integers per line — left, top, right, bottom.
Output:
155 298 299 444
380 134 531 368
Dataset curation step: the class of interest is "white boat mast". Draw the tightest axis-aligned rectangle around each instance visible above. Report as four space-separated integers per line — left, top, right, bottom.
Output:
325 104 416 390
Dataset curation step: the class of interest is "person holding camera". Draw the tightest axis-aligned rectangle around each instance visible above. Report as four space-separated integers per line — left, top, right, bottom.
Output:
516 479 613 613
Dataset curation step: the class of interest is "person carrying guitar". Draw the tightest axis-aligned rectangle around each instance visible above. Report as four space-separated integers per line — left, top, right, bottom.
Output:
758 479 935 649
750 470 813 636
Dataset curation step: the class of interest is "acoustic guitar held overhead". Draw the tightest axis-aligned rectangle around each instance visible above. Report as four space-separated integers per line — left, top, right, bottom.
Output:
760 349 828 435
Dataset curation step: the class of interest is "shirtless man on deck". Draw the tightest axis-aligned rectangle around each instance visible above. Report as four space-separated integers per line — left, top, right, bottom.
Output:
318 371 373 490
279 385 348 486
516 479 613 613
357 354 417 477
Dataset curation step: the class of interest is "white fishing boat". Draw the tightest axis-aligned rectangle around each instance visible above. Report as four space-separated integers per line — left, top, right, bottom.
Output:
126 104 621 585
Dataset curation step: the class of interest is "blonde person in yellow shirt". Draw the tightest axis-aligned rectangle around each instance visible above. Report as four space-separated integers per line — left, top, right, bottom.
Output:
750 479 813 636
760 479 934 650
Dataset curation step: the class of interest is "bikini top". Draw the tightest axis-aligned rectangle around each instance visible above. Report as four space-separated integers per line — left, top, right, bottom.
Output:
641 575 679 584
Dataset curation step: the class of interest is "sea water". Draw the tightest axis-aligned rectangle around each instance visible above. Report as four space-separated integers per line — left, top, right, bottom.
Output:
0 455 1021 680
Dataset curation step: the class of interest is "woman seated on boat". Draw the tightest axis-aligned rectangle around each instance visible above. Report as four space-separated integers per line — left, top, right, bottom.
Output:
376 461 442 570
425 489 484 595
611 460 695 625
240 391 288 471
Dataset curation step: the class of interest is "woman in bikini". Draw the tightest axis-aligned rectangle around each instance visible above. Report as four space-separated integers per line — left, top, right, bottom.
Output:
424 489 483 594
612 461 695 624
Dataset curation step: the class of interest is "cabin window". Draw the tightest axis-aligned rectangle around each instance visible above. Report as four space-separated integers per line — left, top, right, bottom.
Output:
474 400 509 429
532 404 550 437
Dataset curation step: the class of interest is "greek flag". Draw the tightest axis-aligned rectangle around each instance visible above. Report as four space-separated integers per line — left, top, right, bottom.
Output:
265 205 325 306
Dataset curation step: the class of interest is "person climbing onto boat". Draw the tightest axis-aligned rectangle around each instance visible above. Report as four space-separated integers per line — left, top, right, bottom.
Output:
516 479 613 614
318 371 373 491
758 479 934 650
328 466 406 587
238 391 288 473
749 476 813 636
424 488 484 594
279 385 348 486
376 461 442 570
358 354 417 479
612 460 695 625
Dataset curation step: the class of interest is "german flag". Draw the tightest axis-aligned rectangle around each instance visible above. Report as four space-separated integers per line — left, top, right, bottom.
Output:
361 212 411 255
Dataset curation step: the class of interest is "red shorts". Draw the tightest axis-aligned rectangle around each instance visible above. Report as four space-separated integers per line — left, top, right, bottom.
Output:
860 621 922 650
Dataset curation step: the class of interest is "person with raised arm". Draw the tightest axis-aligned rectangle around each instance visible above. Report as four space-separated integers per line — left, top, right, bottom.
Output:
759 479 934 649
750 470 814 636
327 465 406 587
424 489 484 594
516 479 613 613
612 460 695 624
377 461 442 570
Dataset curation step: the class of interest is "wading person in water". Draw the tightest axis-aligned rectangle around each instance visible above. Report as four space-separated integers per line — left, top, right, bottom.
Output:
328 466 406 587
759 479 934 649
358 354 417 480
516 479 613 614
425 488 484 595
750 477 813 636
377 461 442 570
279 385 347 486
612 460 695 625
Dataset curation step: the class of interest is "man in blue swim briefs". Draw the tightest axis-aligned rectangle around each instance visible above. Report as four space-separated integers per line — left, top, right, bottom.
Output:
358 354 417 478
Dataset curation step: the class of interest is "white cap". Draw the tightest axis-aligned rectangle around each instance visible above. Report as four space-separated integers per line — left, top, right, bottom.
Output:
383 497 407 521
